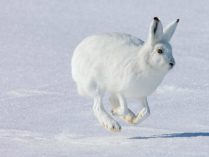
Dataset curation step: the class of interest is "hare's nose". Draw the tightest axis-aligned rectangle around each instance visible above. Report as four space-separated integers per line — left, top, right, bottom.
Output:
169 59 175 68
169 62 174 67
169 58 175 67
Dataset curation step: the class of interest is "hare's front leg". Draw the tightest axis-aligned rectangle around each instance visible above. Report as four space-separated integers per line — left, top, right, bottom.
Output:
93 96 121 132
110 94 136 124
110 94 128 116
131 97 150 125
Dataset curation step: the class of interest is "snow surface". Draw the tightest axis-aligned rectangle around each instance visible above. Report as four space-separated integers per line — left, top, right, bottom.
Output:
0 0 209 157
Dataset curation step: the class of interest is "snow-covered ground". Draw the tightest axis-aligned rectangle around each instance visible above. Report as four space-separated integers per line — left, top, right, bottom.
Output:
0 0 209 156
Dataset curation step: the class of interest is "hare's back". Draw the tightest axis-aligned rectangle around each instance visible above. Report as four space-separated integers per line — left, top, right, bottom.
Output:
71 33 143 93
73 33 143 57
73 33 144 64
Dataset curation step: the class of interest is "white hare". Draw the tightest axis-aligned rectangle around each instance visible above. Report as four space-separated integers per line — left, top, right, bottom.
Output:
71 17 179 132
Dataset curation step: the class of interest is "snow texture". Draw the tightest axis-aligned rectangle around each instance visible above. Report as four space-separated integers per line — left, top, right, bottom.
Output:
0 0 209 157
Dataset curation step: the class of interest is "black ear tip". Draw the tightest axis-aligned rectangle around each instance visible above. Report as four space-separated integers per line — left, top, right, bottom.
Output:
177 19 180 23
154 17 160 21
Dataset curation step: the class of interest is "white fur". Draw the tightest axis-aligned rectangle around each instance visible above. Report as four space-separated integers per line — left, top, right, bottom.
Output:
71 17 179 132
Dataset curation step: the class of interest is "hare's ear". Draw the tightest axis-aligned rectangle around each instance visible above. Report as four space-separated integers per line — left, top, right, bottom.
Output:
162 19 179 41
147 17 163 43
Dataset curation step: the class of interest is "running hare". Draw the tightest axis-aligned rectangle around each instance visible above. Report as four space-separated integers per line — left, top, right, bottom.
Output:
71 17 179 132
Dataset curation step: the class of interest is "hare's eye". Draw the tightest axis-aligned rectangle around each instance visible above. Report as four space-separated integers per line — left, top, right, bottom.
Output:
157 48 163 54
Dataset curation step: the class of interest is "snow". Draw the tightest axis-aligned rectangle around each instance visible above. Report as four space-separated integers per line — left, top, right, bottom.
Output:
0 0 209 156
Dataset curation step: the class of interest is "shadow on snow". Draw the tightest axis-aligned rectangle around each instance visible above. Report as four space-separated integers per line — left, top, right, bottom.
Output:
129 132 209 140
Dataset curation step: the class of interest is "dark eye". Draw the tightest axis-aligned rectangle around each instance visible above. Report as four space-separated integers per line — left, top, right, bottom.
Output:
157 48 163 54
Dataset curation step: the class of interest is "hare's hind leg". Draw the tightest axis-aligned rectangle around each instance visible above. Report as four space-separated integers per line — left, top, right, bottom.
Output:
110 94 136 124
93 95 121 132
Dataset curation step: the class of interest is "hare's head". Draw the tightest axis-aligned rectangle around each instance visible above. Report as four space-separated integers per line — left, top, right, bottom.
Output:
143 17 179 71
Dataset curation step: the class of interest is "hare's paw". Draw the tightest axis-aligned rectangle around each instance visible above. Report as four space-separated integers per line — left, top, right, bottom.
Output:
121 109 137 125
97 115 121 132
112 108 137 125
131 107 150 125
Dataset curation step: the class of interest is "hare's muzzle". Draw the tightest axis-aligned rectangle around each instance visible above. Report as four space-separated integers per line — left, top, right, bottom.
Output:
169 59 175 69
